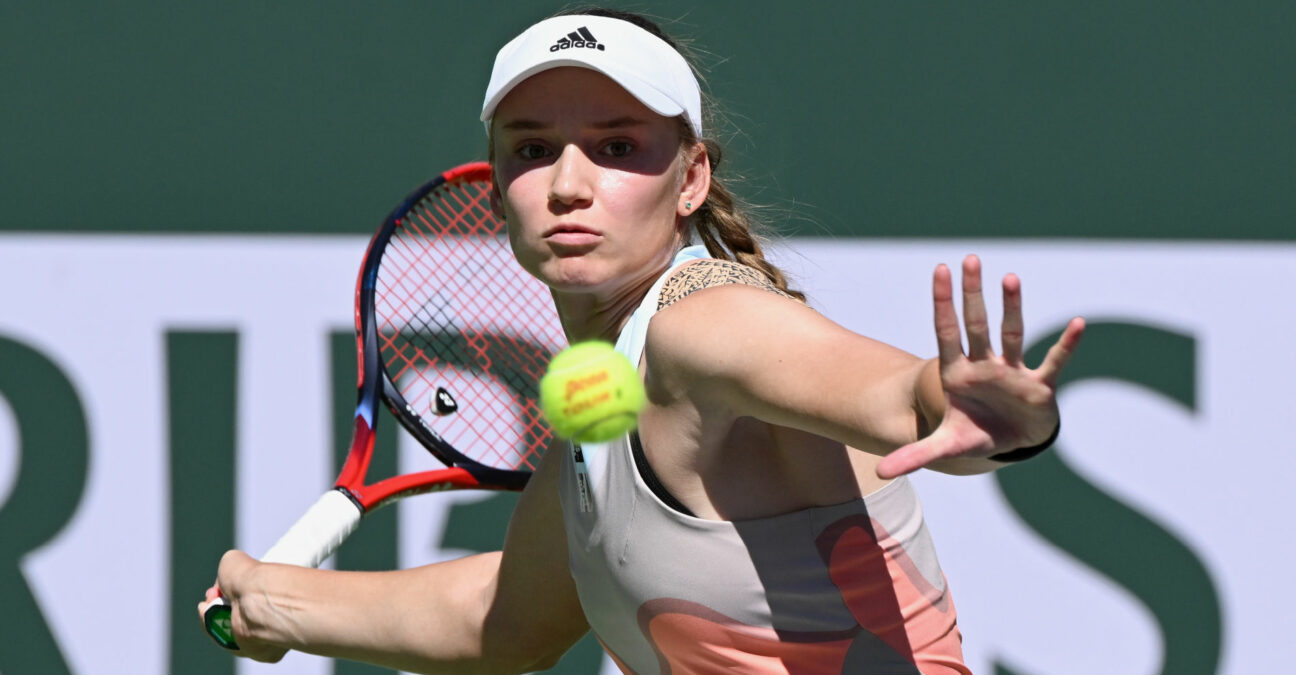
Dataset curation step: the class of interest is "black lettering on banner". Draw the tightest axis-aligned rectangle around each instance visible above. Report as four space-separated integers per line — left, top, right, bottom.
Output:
166 331 238 675
331 329 399 675
0 335 89 674
442 491 609 674
428 327 606 675
330 326 556 673
370 325 604 673
996 321 1222 675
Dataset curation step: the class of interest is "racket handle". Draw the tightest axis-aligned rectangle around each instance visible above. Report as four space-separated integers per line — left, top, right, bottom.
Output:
260 488 365 566
204 489 364 650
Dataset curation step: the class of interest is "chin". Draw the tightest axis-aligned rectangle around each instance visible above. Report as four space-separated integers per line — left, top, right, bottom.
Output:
529 254 607 293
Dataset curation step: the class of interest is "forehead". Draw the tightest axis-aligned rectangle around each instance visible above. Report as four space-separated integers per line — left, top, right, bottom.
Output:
493 67 667 128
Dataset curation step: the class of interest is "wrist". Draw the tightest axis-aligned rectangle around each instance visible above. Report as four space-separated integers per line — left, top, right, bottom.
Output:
234 561 308 648
913 358 946 433
989 421 1060 463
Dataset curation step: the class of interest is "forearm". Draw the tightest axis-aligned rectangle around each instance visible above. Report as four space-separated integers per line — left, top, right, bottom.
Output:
211 448 586 672
238 552 544 674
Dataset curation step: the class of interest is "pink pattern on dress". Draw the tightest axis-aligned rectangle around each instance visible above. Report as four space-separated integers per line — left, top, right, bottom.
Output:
615 514 970 674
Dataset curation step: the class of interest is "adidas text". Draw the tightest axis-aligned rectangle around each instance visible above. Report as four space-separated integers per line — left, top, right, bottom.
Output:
551 27 605 52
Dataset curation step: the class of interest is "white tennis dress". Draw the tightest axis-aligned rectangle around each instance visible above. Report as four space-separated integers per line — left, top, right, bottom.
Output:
558 246 970 674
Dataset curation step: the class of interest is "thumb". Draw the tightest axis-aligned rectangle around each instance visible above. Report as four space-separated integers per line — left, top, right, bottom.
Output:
876 437 946 479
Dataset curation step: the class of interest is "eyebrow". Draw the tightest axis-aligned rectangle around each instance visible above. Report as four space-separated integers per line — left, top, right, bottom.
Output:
498 116 649 132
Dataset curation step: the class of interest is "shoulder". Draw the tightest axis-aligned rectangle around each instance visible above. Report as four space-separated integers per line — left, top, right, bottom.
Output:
651 259 810 348
657 258 795 311
643 259 825 403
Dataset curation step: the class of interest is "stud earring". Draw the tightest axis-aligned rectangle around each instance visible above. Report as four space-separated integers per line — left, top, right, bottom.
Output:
685 201 693 211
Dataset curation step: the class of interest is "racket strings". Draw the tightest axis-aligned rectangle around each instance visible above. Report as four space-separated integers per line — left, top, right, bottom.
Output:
374 176 565 472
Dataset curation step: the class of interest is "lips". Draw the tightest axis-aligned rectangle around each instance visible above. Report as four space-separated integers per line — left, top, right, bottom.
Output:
543 223 600 237
543 223 603 248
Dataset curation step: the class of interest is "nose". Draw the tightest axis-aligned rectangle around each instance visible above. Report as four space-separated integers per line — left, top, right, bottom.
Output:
547 144 594 210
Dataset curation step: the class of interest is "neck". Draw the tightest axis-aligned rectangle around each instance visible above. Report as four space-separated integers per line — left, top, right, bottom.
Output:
552 251 680 344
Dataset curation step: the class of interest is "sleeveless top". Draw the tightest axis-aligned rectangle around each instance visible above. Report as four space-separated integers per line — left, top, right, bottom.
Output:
557 246 970 674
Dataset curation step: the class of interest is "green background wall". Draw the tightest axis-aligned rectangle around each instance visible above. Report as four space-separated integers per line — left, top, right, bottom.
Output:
4 1 1291 239
2 4 1291 674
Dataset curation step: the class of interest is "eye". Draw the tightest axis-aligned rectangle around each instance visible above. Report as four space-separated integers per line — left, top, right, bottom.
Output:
516 143 551 161
601 140 634 158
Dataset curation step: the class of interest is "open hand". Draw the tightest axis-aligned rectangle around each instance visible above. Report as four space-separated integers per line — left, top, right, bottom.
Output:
876 255 1084 478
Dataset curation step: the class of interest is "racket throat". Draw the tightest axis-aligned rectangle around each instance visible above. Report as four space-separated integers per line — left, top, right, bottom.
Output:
333 486 367 513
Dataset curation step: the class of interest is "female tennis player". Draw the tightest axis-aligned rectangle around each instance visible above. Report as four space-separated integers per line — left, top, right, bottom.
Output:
201 8 1083 673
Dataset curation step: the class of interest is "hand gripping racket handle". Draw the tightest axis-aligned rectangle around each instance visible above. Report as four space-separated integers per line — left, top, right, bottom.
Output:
204 489 364 650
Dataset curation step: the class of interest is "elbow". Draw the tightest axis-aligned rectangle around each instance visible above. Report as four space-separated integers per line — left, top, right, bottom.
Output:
470 645 572 675
404 650 564 675
520 649 569 673
471 621 583 673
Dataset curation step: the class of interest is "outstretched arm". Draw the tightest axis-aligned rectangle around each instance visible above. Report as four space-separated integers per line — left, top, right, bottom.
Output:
197 448 588 673
876 254 1085 478
642 254 1083 480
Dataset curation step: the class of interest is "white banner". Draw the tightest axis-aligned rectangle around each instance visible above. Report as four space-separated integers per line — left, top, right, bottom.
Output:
0 235 1290 674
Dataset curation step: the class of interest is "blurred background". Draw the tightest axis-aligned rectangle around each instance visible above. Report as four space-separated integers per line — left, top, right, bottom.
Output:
1 1 1292 673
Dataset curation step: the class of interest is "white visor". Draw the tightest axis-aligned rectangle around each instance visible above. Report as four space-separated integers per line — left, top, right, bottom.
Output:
480 15 703 137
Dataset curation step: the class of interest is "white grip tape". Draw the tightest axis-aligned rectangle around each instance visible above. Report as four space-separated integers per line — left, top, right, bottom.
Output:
259 489 363 568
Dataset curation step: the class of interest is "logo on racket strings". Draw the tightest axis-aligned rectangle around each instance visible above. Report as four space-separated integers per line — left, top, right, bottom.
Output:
431 387 459 416
551 26 604 52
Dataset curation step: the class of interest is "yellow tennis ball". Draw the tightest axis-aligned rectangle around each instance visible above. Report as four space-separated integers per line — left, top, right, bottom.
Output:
540 341 645 443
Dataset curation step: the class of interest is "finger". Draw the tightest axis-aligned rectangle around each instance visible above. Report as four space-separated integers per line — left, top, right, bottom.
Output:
876 437 947 479
1001 273 1024 364
932 263 964 367
961 255 992 359
1037 316 1086 385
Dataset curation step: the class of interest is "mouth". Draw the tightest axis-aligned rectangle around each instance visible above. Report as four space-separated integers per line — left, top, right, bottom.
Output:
542 223 603 249
542 223 601 238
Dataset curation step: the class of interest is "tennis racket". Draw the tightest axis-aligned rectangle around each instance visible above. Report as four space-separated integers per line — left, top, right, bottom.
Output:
203 161 567 650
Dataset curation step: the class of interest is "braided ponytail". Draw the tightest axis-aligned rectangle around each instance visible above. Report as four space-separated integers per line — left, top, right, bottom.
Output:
684 134 805 302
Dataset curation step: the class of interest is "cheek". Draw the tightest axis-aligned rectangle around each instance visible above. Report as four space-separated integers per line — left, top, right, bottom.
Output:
601 173 680 229
498 176 546 228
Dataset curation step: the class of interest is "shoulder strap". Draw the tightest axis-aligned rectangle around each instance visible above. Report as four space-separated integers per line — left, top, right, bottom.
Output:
656 258 794 311
614 245 709 365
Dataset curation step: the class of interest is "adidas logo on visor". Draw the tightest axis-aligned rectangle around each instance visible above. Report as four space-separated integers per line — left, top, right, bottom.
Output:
551 26 605 52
